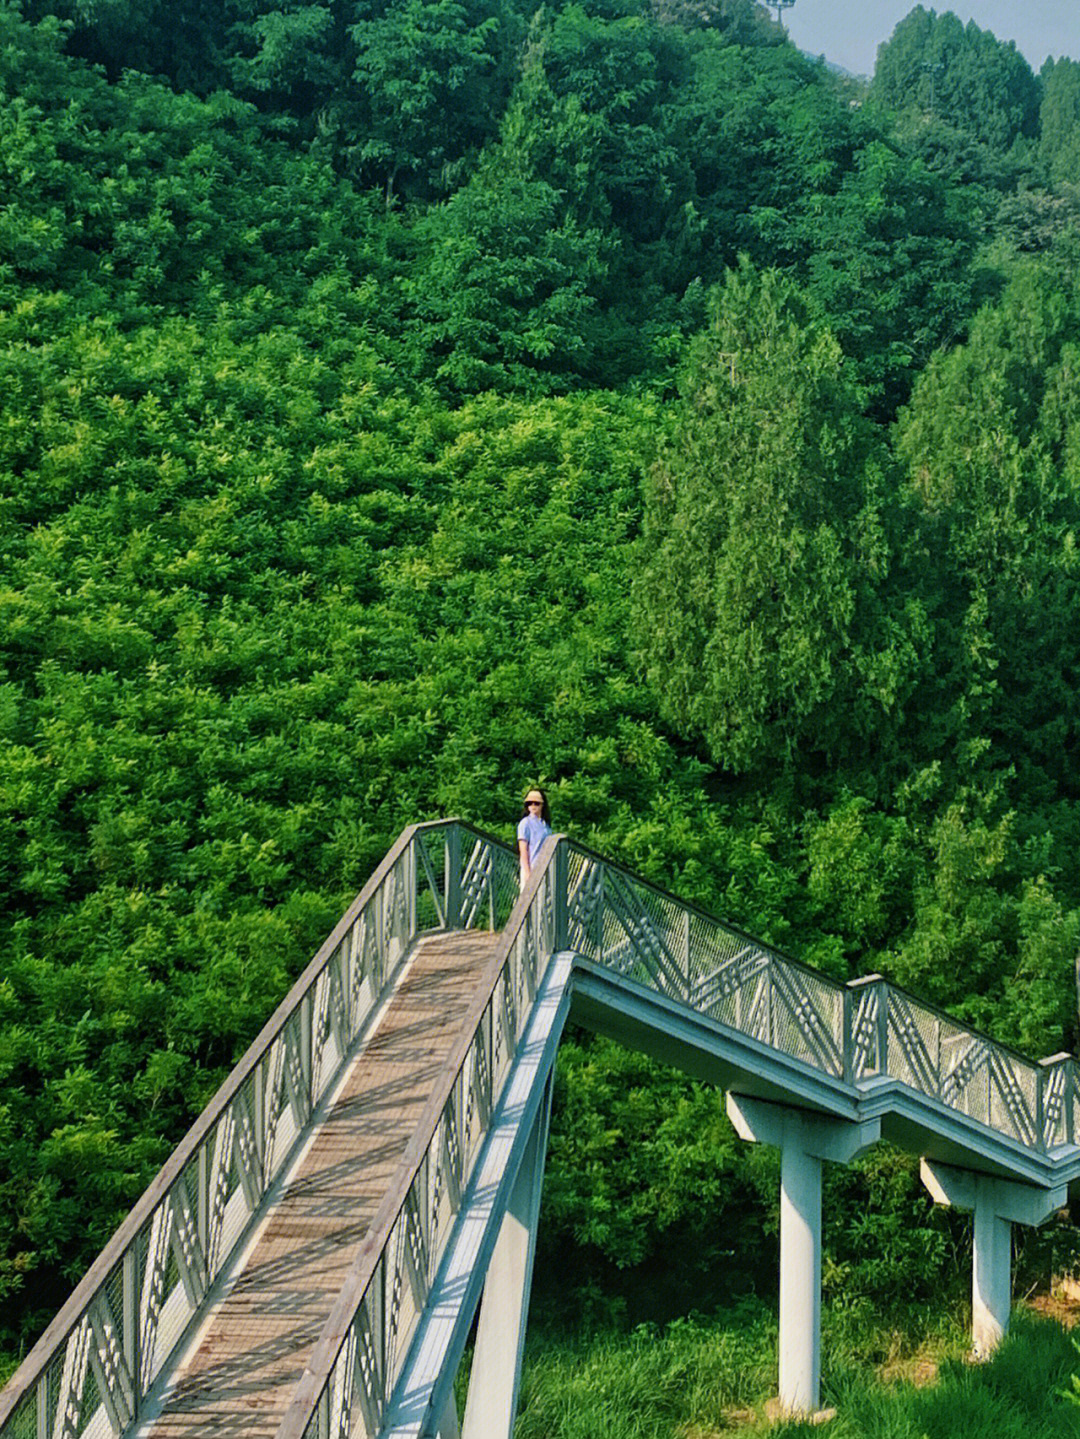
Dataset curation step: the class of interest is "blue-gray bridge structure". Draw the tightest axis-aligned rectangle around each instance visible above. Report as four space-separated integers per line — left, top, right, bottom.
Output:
2 819 1079 1437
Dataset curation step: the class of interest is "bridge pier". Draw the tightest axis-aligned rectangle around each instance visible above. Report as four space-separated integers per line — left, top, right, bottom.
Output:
436 1395 460 1439
459 1075 553 1439
919 1160 1066 1357
727 1095 880 1416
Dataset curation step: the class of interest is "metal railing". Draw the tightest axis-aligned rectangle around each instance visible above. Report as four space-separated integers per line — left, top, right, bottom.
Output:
4 820 1077 1439
0 821 519 1439
561 838 1080 1154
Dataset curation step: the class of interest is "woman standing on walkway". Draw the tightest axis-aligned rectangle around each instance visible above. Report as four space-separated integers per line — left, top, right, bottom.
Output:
517 788 551 884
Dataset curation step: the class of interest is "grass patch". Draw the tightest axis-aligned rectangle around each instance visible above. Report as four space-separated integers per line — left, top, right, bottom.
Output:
515 1301 776 1437
515 1302 1080 1437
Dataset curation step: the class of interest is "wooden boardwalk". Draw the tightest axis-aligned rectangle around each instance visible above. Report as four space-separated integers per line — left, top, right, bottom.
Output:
141 930 500 1439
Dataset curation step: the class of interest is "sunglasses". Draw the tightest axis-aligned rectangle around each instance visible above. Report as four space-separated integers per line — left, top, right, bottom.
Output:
526 800 543 806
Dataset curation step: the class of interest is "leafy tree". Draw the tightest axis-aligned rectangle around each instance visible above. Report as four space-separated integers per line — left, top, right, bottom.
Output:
894 254 1080 799
1040 56 1080 188
229 2 345 113
660 37 854 271
20 0 235 90
408 175 609 393
650 0 774 42
346 0 508 200
870 6 1039 155
492 4 689 238
798 137 980 414
0 3 406 319
634 261 922 778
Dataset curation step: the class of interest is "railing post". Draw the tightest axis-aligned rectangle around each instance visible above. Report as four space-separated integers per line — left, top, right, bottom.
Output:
876 980 889 1076
373 1255 386 1424
379 1253 389 1420
1038 1053 1076 1149
682 910 692 1003
488 845 496 932
197 1144 209 1257
406 835 418 942
937 1017 946 1105
845 975 889 1081
553 841 568 952
253 1063 266 1174
35 1372 49 1439
445 825 462 932
122 1248 139 1415
594 865 605 961
375 881 385 986
301 993 314 1113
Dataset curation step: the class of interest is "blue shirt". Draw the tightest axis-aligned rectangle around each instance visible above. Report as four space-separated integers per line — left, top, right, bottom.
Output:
517 813 551 866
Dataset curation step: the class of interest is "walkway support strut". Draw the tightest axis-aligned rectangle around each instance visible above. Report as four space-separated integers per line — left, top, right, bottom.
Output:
727 1095 880 1416
460 1074 553 1439
920 1160 1066 1356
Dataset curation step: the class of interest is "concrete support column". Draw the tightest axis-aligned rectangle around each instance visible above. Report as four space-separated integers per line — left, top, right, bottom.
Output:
919 1160 1065 1357
436 1395 460 1439
779 1142 823 1412
727 1095 880 1417
460 1076 553 1439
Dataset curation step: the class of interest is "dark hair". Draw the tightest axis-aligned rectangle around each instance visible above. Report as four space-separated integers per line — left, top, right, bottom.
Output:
520 789 551 825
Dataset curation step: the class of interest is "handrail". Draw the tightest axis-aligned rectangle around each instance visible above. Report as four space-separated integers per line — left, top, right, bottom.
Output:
0 819 519 1439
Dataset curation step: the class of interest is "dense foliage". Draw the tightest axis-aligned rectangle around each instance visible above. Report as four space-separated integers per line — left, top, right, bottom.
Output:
3 0 1080 1379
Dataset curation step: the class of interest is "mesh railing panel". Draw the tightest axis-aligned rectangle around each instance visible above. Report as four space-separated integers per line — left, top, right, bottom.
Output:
566 845 845 1078
566 841 1065 1135
768 962 844 1075
489 845 521 932
414 827 448 933
883 991 1042 1147
5 1399 34 1439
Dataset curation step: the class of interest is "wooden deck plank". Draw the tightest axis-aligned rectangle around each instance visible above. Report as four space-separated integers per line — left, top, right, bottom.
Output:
140 930 500 1439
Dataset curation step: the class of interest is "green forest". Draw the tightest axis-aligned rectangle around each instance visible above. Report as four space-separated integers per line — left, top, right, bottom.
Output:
5 0 1080 1420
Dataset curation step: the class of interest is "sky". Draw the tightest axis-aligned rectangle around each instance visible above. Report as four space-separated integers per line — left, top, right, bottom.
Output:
781 1 1080 79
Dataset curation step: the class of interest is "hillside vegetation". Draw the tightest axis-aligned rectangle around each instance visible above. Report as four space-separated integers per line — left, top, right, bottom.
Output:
4 0 1080 1377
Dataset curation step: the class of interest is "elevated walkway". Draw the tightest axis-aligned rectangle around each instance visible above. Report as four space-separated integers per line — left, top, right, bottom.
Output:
2 819 1079 1437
